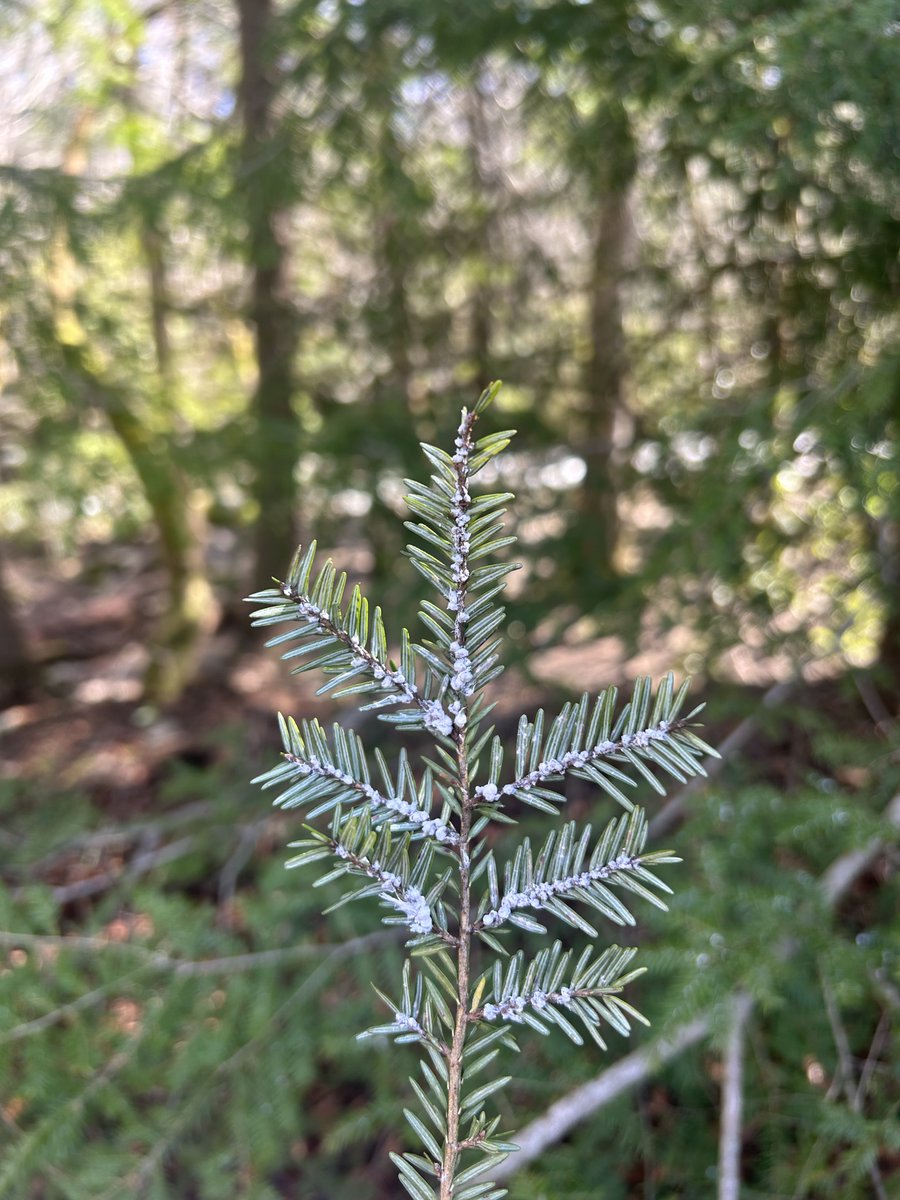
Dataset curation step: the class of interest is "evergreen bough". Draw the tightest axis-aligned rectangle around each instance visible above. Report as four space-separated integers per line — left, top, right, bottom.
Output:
248 384 716 1198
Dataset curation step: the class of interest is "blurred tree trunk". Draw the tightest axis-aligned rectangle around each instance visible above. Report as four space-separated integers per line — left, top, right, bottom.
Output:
368 109 419 593
51 346 218 710
108 405 219 705
0 542 32 706
380 207 415 406
852 360 900 704
575 106 635 599
145 221 173 384
49 112 218 706
376 110 416 412
236 0 302 584
873 516 900 704
466 72 495 394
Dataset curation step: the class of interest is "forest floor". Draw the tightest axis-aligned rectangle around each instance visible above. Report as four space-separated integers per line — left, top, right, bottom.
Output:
0 543 877 893
1 542 785 802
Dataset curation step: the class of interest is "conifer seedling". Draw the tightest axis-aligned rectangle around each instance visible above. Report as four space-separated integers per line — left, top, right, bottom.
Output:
248 384 715 1198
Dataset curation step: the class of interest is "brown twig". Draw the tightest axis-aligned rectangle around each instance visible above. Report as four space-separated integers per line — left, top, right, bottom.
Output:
819 964 890 1199
10 835 198 905
12 798 219 878
439 410 479 1200
0 965 146 1045
217 821 264 908
854 1008 891 1114
819 966 856 1102
852 670 895 734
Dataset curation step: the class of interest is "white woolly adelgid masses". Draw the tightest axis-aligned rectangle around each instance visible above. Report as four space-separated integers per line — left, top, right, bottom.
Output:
449 640 475 697
392 1011 428 1037
474 720 674 804
334 844 433 935
388 887 433 934
422 700 454 738
447 410 473 621
282 750 459 845
445 410 476 729
483 985 577 1023
480 852 640 929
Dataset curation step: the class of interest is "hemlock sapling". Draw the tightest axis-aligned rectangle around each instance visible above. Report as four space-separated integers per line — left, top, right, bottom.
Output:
248 383 716 1198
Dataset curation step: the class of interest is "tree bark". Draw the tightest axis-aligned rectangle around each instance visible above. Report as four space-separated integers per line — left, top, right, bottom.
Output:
368 109 420 594
578 187 630 594
466 73 495 395
236 0 302 584
107 402 218 705
0 541 32 705
145 221 172 384
873 516 900 706
376 118 415 412
48 110 218 705
574 103 635 599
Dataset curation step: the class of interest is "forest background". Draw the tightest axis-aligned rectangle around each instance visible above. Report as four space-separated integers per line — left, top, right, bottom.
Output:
0 1 898 1197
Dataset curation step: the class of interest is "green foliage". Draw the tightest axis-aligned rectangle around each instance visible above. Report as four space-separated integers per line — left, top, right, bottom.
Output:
0 782 413 1198
0 680 895 1197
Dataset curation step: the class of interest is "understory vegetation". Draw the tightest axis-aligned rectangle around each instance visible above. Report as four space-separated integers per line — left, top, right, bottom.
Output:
1 673 897 1197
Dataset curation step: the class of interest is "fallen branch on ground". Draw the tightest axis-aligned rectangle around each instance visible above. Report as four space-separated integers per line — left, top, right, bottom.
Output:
717 991 753 1200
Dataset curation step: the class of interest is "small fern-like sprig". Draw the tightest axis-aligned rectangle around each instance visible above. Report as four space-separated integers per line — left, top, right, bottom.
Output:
253 714 460 846
472 942 647 1049
475 809 679 938
472 674 714 815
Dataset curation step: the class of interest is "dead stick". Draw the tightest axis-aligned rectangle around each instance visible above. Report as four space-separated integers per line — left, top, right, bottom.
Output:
717 992 753 1200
